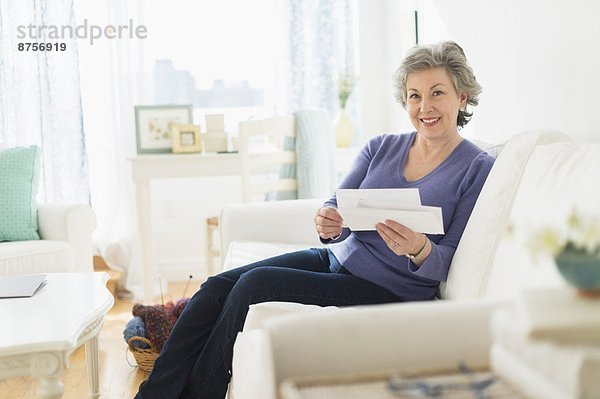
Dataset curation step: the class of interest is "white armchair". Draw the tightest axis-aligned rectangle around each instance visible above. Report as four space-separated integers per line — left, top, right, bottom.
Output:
219 198 324 272
0 204 96 275
220 199 506 399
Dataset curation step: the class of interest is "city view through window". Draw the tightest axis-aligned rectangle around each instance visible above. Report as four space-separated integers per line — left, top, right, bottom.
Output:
143 0 284 132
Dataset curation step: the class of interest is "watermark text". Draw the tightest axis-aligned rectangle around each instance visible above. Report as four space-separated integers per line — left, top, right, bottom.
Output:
17 19 147 45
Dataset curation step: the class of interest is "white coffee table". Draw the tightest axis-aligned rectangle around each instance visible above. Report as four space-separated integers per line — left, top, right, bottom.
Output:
0 272 114 398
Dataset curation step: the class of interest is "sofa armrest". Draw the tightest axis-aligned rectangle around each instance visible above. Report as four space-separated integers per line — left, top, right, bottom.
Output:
266 299 505 373
37 204 96 272
219 199 325 256
231 299 507 399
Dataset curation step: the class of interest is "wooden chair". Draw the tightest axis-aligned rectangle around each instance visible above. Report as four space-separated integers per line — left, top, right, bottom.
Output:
205 115 297 274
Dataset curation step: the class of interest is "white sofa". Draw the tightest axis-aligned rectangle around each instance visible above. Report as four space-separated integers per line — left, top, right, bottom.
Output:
218 130 600 399
0 204 96 275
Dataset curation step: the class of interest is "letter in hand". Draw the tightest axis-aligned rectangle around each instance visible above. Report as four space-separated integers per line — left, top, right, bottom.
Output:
314 207 344 239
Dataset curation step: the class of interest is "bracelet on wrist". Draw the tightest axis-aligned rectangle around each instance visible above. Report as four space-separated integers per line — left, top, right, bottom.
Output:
330 231 343 241
405 236 428 260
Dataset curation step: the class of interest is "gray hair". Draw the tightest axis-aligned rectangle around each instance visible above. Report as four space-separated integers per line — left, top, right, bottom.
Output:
393 41 482 128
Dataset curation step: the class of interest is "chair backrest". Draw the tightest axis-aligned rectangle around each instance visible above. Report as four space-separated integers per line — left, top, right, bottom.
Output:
239 116 297 202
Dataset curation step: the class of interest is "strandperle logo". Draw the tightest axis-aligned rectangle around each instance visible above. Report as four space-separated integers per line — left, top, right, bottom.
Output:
17 19 147 45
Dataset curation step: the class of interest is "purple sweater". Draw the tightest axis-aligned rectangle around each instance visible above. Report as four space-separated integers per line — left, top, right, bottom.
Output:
324 133 495 301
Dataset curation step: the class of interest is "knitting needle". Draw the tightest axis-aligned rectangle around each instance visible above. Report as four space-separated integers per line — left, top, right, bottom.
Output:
158 275 164 305
182 275 193 298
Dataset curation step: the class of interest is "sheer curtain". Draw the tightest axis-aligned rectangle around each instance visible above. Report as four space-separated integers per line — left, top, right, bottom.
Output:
75 0 146 295
0 0 89 204
282 0 358 121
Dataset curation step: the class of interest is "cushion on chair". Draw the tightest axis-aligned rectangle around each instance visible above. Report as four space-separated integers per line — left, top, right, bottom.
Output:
243 301 341 332
222 240 315 271
292 109 337 199
442 130 571 300
469 138 505 158
0 240 74 275
0 145 41 242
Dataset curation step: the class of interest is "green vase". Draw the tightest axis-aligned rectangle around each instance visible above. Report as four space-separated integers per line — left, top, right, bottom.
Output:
555 248 600 298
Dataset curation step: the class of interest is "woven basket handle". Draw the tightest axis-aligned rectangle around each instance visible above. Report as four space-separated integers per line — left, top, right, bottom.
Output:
127 336 155 351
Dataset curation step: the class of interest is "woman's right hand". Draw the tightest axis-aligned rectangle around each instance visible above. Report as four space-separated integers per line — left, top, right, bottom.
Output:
314 207 344 240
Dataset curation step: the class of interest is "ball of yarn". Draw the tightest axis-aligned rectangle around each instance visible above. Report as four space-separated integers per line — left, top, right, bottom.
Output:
133 303 177 352
123 316 151 349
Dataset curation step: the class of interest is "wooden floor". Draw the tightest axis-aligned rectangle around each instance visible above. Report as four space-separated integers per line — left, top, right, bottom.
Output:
0 280 202 399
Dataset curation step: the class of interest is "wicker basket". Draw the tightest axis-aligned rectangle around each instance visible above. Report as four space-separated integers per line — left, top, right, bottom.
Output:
127 336 158 373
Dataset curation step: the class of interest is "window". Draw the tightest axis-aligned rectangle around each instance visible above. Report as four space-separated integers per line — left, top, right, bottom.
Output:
141 0 285 131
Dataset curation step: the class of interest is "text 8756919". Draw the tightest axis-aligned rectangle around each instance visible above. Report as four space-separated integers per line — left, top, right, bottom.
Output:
18 42 66 51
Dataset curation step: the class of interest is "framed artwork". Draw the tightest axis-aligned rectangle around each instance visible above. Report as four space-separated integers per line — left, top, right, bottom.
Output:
171 124 203 154
135 105 193 154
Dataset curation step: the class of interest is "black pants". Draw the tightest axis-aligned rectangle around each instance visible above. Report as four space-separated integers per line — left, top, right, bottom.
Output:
135 248 404 399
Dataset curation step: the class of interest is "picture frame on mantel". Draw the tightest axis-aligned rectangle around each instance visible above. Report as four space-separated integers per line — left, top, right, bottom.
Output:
134 105 193 154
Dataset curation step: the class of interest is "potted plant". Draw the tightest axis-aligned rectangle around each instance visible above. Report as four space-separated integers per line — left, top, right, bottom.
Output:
529 210 600 297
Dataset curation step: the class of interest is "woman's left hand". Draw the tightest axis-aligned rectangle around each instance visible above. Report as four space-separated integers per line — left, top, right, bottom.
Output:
376 220 426 257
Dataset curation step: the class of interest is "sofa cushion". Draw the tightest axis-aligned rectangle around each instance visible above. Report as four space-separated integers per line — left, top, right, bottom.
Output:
442 130 570 300
0 146 41 242
485 142 600 299
0 240 74 275
243 302 340 332
222 240 313 272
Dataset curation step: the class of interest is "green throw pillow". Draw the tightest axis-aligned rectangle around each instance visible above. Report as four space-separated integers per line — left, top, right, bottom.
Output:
0 146 41 241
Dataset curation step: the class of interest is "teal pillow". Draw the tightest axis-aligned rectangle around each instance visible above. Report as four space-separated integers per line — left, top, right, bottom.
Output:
0 146 41 241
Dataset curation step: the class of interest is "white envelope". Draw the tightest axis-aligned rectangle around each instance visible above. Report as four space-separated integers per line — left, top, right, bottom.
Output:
336 188 421 209
339 207 444 234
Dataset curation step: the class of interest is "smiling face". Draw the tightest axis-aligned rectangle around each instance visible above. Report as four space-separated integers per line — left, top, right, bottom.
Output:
406 67 467 141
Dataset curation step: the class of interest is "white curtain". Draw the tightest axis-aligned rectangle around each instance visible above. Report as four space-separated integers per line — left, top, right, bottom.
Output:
0 0 89 204
75 0 146 296
283 0 358 120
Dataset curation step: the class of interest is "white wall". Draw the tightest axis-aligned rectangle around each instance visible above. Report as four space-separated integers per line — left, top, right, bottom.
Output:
356 1 390 141
430 0 600 142
357 0 415 141
358 0 600 143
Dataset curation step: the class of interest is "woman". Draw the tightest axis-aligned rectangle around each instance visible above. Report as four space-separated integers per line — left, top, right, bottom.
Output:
135 40 495 399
